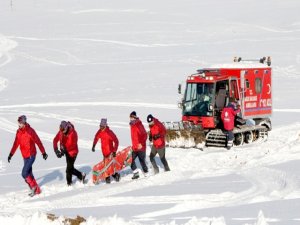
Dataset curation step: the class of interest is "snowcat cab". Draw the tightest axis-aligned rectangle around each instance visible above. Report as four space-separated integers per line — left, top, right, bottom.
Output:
164 57 272 149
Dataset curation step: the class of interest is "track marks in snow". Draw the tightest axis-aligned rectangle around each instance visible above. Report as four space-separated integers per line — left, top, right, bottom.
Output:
241 167 299 204
0 101 177 110
0 35 17 69
0 35 16 91
0 53 13 68
8 36 194 48
0 77 8 92
15 51 67 66
0 35 18 56
72 9 148 14
233 22 300 33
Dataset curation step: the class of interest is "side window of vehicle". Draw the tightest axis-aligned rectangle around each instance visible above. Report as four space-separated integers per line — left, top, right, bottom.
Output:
185 84 192 101
255 78 262 94
185 83 197 102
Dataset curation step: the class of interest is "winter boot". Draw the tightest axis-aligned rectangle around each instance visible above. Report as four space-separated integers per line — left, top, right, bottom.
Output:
26 176 40 197
32 178 41 195
132 172 139 180
143 172 149 177
150 159 159 175
227 140 233 150
81 172 86 183
164 166 170 172
112 173 120 182
105 176 111 184
28 186 37 197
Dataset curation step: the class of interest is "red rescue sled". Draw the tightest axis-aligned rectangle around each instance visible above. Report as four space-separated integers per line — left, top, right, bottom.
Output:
92 146 132 184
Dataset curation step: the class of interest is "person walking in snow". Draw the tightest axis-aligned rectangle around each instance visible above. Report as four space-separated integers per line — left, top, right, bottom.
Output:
92 118 120 183
147 114 170 174
7 115 48 197
53 121 86 186
221 98 241 150
129 111 148 179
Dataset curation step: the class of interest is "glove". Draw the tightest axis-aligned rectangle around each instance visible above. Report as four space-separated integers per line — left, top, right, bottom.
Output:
153 134 161 140
92 145 95 152
42 153 48 160
112 152 116 157
55 149 62 158
149 134 153 142
8 153 13 163
60 147 66 155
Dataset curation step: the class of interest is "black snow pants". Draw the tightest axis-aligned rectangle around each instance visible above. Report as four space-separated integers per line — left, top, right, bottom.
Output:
66 153 82 185
131 151 148 173
149 146 170 173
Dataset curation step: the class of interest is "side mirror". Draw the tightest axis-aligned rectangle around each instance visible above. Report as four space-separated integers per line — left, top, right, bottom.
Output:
178 84 182 94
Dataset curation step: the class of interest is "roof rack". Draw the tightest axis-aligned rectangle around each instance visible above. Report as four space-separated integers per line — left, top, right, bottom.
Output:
233 56 271 66
196 69 220 74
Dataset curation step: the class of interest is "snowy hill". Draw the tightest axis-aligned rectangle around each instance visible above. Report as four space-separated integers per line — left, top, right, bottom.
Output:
0 0 300 224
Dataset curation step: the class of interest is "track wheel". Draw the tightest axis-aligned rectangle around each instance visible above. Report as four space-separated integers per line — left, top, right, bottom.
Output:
234 133 244 146
244 131 254 144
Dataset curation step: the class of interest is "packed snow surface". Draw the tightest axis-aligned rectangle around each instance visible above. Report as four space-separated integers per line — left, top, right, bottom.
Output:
0 0 300 224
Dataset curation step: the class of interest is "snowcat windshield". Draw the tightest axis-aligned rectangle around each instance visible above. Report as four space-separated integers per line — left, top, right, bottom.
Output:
182 83 215 116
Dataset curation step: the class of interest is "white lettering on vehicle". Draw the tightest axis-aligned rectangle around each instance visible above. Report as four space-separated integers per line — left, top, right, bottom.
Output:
246 102 257 108
260 98 272 107
245 96 258 102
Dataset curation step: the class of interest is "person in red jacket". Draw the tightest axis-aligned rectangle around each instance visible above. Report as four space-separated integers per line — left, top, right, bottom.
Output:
221 98 241 150
129 111 148 179
147 114 170 174
92 118 120 183
53 121 86 186
8 115 48 197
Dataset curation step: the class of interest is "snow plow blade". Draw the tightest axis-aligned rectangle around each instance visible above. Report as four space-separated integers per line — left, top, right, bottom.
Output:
164 121 206 149
164 122 270 149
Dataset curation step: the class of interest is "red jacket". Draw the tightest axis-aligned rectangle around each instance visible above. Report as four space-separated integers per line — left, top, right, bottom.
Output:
10 123 46 159
149 118 166 149
130 118 147 152
93 126 119 158
53 124 79 158
221 105 241 131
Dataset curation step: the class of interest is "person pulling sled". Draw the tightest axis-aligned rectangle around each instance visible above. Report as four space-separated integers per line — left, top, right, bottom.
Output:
92 118 120 184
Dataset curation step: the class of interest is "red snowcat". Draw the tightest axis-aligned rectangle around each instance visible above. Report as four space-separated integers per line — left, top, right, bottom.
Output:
165 57 272 148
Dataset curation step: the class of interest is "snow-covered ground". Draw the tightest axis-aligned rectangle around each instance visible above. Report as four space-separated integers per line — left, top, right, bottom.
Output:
0 0 300 224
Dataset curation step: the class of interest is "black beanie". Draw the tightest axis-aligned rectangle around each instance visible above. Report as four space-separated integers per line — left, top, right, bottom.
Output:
147 114 154 123
130 111 137 118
